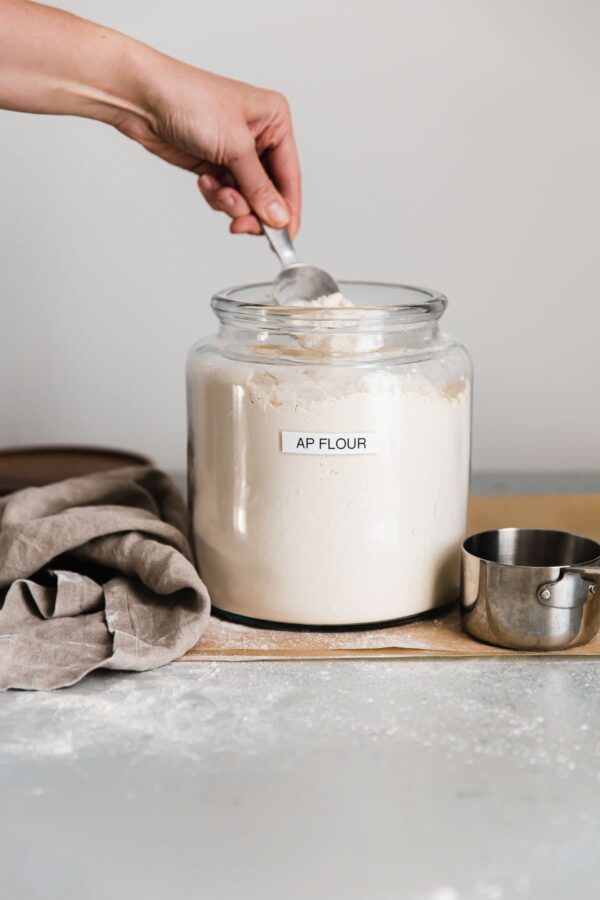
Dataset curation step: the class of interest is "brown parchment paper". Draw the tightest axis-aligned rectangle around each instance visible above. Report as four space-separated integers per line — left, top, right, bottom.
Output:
182 494 600 661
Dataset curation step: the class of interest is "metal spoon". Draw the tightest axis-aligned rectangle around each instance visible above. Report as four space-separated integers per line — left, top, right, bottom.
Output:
263 225 339 305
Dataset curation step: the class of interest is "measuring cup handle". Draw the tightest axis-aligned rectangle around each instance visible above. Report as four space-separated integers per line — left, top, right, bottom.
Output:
537 559 600 608
570 561 600 580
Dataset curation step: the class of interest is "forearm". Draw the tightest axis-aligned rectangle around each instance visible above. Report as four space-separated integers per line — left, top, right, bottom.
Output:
0 0 156 125
0 1 300 234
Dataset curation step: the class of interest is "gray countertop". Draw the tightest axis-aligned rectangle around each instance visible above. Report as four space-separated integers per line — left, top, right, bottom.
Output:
2 473 599 900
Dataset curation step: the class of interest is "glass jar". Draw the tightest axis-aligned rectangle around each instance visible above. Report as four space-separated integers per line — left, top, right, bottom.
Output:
187 282 471 628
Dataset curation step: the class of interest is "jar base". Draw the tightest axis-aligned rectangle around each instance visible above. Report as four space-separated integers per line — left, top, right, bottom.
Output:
211 600 456 633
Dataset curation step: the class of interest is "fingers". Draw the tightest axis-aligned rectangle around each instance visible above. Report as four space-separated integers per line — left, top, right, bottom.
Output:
198 174 251 218
229 150 290 230
198 174 261 234
230 215 262 235
194 88 301 238
264 132 302 238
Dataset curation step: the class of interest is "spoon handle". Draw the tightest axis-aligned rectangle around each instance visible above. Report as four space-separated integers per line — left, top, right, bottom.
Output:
263 225 298 269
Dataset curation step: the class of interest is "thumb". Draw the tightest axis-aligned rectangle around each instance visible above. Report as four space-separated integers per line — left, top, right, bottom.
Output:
229 149 290 229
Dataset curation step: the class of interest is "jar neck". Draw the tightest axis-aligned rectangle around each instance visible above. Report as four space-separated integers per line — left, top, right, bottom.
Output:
209 282 449 362
215 317 444 363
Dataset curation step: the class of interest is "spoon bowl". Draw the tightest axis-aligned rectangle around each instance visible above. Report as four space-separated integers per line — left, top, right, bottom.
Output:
273 262 339 306
263 225 339 304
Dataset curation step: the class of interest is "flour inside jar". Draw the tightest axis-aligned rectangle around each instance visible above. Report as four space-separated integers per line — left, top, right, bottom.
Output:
287 291 384 354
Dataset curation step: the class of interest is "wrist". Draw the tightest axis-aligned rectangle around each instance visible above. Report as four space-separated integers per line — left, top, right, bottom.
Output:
69 32 160 128
123 47 214 131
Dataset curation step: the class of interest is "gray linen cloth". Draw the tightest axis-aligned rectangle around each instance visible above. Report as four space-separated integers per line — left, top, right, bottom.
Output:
0 465 210 690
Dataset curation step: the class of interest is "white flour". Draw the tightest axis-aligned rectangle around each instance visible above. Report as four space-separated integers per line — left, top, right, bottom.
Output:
289 291 382 353
189 291 470 625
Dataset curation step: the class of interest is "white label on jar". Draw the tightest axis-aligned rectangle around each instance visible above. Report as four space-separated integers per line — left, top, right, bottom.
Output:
281 432 379 455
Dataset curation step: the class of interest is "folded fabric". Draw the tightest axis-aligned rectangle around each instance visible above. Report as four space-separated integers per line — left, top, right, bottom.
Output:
0 465 210 691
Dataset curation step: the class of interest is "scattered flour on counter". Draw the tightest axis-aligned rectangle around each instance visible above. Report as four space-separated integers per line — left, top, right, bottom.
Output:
0 661 599 778
429 889 460 900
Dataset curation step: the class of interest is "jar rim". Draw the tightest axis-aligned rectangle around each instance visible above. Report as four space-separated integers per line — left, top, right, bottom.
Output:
211 280 447 325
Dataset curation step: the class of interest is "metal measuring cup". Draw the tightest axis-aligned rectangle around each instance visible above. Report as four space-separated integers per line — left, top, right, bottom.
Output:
461 529 600 650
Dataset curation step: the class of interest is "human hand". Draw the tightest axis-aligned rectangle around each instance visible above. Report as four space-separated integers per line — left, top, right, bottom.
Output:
114 57 301 237
0 3 300 236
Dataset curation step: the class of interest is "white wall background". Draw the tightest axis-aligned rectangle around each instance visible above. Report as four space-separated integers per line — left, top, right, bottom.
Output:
1 0 599 473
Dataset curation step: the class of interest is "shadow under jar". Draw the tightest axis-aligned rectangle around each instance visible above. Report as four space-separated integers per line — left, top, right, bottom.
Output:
187 282 472 629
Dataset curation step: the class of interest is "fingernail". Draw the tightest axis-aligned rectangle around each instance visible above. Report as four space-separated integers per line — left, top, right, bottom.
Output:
267 200 289 227
199 174 218 192
222 193 236 208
